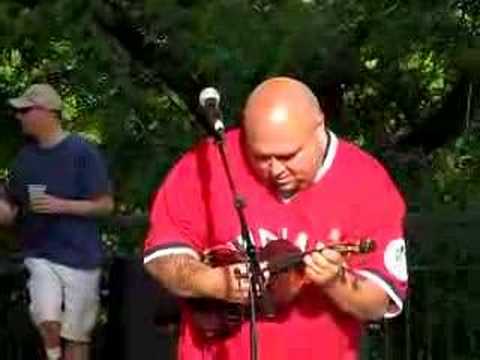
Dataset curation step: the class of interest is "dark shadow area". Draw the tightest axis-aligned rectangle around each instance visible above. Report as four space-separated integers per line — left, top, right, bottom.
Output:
100 256 180 360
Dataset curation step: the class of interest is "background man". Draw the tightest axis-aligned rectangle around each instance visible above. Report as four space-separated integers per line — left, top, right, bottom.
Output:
0 83 114 360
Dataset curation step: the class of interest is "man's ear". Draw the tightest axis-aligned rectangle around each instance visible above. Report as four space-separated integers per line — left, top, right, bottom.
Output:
314 113 325 133
317 110 325 126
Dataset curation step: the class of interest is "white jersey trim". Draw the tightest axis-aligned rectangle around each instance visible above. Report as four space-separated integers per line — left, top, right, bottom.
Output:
313 130 338 183
355 269 404 318
143 246 200 264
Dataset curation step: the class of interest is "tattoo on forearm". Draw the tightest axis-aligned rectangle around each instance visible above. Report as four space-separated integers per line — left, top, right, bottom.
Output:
147 255 212 298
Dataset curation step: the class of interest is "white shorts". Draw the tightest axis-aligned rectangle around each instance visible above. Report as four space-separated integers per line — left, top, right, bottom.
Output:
24 257 101 343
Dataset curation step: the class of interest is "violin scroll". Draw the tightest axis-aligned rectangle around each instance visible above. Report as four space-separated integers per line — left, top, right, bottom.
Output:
328 237 376 255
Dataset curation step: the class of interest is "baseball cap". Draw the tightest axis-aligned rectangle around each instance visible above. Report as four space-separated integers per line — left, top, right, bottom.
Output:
8 83 63 111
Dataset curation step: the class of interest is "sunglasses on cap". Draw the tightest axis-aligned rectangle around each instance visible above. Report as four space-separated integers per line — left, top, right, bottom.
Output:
15 105 48 114
16 107 34 114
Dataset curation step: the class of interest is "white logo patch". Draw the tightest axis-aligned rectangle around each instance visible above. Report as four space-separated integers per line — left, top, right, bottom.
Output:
384 238 408 282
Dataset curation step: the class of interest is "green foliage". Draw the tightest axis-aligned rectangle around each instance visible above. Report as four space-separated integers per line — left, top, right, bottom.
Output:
431 132 480 208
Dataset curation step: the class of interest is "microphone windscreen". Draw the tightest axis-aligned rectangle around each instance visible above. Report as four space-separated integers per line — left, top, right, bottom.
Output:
199 87 221 108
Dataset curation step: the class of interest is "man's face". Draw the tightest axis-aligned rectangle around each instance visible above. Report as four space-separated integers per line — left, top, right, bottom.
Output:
245 116 323 197
15 106 49 136
242 77 327 197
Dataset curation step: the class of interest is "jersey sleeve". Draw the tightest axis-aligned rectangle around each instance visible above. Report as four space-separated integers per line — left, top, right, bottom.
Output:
143 150 207 264
351 160 408 318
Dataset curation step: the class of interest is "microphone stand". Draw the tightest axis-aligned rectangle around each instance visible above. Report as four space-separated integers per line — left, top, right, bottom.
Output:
211 127 273 360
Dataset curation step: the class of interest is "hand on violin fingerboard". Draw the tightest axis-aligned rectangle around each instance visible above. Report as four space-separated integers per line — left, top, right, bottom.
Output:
303 243 347 287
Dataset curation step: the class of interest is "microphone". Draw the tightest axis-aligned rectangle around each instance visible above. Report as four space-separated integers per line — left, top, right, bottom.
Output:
198 87 225 141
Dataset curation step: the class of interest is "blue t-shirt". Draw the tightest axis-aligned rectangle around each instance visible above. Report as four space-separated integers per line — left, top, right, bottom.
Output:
8 135 111 269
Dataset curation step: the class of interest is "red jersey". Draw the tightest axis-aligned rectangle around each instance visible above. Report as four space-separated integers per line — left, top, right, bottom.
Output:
144 129 407 360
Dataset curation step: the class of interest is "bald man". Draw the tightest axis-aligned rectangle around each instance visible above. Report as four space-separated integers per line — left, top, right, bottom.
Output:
144 77 408 360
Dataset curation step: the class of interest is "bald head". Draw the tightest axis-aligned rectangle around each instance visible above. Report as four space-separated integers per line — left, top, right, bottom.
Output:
242 77 327 196
243 77 323 135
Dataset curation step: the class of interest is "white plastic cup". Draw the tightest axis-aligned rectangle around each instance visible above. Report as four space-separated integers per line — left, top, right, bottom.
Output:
27 184 47 202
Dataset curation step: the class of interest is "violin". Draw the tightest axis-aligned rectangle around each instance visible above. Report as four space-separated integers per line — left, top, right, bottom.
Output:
188 238 375 340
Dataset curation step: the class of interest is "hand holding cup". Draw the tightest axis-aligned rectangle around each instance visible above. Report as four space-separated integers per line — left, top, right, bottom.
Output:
27 184 47 212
